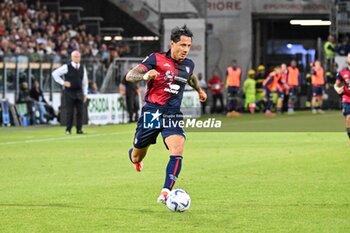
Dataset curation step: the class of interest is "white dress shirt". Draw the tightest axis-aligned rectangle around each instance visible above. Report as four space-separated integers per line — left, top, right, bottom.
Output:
52 61 88 95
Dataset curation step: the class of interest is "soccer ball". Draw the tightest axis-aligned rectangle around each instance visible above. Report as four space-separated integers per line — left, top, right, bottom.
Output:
166 189 191 212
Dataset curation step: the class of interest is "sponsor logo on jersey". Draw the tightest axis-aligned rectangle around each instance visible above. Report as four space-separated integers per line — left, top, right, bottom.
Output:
164 82 180 94
164 70 187 83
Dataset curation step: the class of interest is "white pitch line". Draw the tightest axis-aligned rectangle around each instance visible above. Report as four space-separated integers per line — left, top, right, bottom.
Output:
0 131 131 145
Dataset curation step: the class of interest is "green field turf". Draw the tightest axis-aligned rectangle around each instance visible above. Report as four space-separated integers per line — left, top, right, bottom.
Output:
0 111 349 233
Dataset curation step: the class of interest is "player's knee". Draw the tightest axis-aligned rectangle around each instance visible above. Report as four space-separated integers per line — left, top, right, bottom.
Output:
168 141 184 155
169 146 184 155
346 115 350 125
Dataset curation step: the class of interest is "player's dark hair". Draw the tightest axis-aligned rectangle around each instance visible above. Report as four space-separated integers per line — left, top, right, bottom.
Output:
170 25 193 42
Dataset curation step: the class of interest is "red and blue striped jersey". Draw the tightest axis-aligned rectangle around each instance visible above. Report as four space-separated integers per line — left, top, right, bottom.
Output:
336 67 350 103
138 51 195 108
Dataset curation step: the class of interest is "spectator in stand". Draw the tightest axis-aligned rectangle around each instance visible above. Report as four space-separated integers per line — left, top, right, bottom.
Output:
88 80 98 94
208 70 224 114
0 0 103 62
17 81 32 103
100 43 110 68
107 45 120 67
337 37 350 56
29 80 57 122
17 81 35 124
0 20 6 36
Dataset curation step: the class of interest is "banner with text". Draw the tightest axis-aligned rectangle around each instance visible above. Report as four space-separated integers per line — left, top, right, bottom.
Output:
87 91 201 125
87 94 128 125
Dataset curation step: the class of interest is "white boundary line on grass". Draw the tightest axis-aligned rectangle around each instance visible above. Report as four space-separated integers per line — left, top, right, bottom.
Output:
0 131 131 145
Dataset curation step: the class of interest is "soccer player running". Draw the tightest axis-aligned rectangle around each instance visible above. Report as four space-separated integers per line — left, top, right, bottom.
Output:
125 25 207 204
334 52 350 144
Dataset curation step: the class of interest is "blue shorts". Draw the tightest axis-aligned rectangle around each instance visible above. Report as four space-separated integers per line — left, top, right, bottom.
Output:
342 102 350 117
277 90 285 98
289 87 298 96
264 89 273 101
312 85 323 96
227 87 239 97
133 103 186 149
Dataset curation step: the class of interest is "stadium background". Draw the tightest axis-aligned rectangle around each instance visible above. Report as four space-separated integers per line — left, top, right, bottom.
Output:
0 0 346 125
1 1 350 233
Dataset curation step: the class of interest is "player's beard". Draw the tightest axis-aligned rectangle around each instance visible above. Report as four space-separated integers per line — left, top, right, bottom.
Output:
179 52 187 61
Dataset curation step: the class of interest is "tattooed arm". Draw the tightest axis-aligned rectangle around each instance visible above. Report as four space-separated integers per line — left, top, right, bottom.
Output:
188 73 201 92
188 73 207 102
126 65 147 82
126 65 159 82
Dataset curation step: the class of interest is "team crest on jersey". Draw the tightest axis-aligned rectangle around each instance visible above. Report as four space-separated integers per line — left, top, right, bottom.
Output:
185 66 190 73
165 70 175 81
163 63 171 67
164 70 187 84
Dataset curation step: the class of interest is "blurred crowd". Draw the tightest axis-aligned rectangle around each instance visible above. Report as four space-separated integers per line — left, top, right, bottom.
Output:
0 0 129 66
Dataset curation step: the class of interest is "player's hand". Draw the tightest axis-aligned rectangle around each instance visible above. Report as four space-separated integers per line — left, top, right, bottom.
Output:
335 86 344 95
334 83 344 95
83 95 88 103
64 81 71 87
143 69 159 80
198 89 207 102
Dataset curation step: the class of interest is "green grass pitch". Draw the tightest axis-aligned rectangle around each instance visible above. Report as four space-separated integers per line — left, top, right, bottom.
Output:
0 111 349 233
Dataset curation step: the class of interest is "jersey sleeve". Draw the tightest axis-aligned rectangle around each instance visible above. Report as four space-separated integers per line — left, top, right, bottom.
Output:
189 60 195 76
139 53 157 71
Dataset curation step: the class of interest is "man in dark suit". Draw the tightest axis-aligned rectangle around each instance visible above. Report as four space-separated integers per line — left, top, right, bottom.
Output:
52 50 88 134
